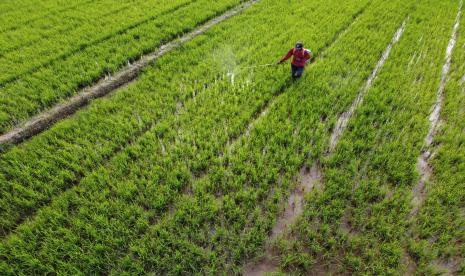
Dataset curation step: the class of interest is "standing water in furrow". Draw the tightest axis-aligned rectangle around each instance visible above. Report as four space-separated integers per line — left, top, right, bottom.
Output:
275 0 461 274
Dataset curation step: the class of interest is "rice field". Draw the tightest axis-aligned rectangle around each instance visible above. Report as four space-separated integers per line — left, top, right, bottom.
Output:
0 0 463 274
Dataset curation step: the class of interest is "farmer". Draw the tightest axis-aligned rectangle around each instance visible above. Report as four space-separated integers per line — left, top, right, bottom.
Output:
277 42 311 79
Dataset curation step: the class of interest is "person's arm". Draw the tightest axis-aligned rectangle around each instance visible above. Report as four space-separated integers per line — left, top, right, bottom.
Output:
278 48 294 64
304 50 311 64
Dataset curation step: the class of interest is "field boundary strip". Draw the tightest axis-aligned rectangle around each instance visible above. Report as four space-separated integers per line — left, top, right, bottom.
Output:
408 0 462 219
0 0 259 147
243 17 409 276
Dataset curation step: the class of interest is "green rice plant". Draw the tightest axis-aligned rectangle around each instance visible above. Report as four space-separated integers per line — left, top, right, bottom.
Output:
0 0 92 32
0 0 371 273
409 5 465 274
0 0 193 82
0 0 362 238
276 0 461 274
0 0 155 54
111 0 417 273
0 0 244 133
1 0 461 274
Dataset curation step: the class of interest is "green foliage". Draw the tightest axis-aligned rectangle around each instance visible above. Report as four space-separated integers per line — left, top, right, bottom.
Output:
1 0 374 273
0 0 243 133
1 0 463 274
409 2 465 272
276 0 463 274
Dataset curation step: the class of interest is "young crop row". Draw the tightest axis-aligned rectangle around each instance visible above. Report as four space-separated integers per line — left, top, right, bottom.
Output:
0 0 91 32
276 0 461 274
409 5 465 273
0 0 156 54
0 0 281 238
115 0 419 273
0 0 253 237
0 0 244 133
0 0 193 68
0 0 373 273
5 0 416 272
0 0 367 237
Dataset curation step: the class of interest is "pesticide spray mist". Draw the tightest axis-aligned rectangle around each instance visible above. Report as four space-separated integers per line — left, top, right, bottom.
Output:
211 44 259 88
213 45 239 85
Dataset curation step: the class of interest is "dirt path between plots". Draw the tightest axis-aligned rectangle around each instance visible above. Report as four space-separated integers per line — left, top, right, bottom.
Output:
244 18 408 276
0 0 259 147
408 0 461 218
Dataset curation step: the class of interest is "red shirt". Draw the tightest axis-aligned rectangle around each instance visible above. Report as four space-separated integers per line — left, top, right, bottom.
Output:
280 48 311 67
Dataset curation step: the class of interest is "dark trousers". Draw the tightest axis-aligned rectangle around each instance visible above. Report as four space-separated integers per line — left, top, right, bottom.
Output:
291 64 304 78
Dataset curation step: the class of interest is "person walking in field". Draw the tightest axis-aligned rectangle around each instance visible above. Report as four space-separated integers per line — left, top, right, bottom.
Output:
277 42 311 79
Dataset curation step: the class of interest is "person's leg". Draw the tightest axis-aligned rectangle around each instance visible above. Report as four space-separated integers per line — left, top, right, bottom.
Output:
291 66 304 79
295 66 304 78
291 64 297 78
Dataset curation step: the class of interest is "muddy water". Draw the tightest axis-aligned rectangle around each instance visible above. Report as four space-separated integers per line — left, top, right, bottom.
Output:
408 152 432 217
406 3 462 274
270 162 322 241
411 0 462 215
244 161 322 276
244 258 279 276
424 2 462 148
245 17 411 276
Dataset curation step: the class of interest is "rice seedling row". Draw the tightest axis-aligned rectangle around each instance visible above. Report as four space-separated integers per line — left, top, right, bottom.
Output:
0 0 377 273
95 0 414 273
0 0 244 133
275 0 461 274
0 0 92 32
408 2 465 273
1 0 463 274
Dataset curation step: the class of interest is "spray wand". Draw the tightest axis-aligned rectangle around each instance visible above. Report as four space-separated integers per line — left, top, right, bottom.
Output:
239 63 279 70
